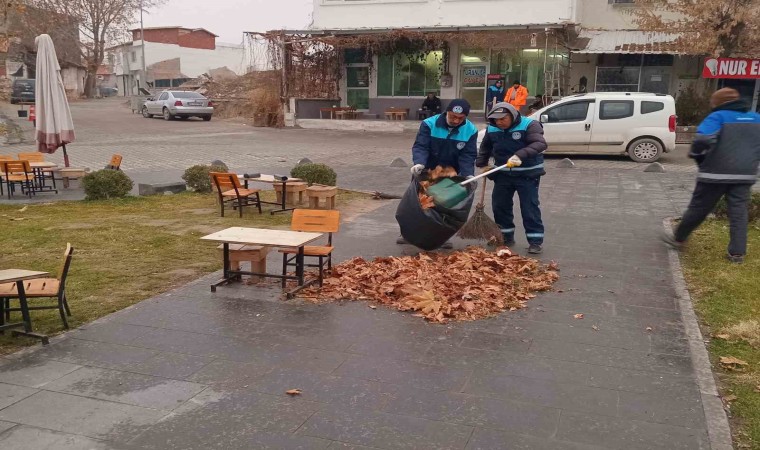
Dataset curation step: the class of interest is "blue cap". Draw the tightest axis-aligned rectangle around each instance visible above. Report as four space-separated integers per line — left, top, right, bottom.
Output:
446 99 471 116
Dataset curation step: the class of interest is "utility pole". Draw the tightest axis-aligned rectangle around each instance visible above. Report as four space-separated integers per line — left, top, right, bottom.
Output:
140 0 147 93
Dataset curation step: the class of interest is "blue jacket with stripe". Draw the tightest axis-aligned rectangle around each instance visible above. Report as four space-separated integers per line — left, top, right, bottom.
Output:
690 101 760 184
412 114 479 177
476 115 547 178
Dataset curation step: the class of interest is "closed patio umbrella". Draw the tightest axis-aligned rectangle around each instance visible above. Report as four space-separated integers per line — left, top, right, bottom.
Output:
35 34 75 167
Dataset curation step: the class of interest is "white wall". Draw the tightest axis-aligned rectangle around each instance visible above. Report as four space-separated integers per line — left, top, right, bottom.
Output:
61 67 85 94
114 40 247 78
578 0 635 29
312 0 577 30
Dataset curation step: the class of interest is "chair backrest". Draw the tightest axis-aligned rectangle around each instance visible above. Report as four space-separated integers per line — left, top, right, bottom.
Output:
1 160 32 174
0 155 16 162
56 243 74 293
291 209 340 233
211 172 242 194
109 154 123 170
17 152 44 162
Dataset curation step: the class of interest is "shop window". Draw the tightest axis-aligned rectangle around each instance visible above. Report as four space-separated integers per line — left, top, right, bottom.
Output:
641 101 665 114
545 101 590 123
377 51 441 97
154 79 171 88
595 67 640 92
600 100 634 120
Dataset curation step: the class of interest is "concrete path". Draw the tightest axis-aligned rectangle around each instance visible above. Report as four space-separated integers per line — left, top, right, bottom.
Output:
0 160 725 449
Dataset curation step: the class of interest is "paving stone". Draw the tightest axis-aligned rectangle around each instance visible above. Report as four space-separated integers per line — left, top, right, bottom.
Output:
464 372 618 417
327 442 379 449
128 388 322 449
0 391 165 443
0 382 38 410
126 352 214 379
455 330 533 353
0 425 113 450
71 322 158 346
333 355 471 392
466 428 605 450
0 357 80 388
186 359 275 388
0 420 16 434
587 366 700 401
43 367 206 411
298 405 473 450
346 334 434 362
617 390 705 429
246 367 399 411
529 338 694 375
34 339 160 370
383 387 559 438
556 411 708 450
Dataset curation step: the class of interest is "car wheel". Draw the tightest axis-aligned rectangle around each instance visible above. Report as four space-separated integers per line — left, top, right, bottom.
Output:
141 106 153 118
628 138 663 163
203 115 212 122
163 108 174 121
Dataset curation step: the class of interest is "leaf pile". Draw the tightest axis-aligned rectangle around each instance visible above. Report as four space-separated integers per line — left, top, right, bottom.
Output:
418 166 458 210
299 246 559 323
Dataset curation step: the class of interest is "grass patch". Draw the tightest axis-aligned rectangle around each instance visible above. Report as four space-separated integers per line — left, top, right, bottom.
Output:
0 189 367 355
681 219 760 448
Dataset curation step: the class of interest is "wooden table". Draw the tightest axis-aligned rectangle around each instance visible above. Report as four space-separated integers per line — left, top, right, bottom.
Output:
0 269 50 344
202 227 323 298
239 175 303 215
29 161 58 193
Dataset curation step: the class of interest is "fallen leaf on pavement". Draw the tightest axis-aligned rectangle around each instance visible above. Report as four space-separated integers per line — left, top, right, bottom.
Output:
573 314 584 319
368 305 377 309
646 327 653 332
17 206 27 213
592 325 599 331
285 389 302 396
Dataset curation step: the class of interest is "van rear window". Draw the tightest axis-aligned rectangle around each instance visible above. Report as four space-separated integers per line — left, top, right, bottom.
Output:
641 101 665 114
599 101 634 120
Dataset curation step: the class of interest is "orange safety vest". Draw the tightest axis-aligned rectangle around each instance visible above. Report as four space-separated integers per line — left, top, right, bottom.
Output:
505 85 529 108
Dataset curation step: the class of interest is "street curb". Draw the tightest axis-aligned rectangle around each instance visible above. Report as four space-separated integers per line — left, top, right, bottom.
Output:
663 218 734 450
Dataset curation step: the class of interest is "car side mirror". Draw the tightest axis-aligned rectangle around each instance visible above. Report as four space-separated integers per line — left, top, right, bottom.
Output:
147 97 154 101
540 114 549 123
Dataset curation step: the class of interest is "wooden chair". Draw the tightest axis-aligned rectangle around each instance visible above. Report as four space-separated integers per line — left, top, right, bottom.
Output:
279 209 340 287
18 152 57 190
107 154 123 170
211 172 262 217
0 244 74 329
0 160 36 199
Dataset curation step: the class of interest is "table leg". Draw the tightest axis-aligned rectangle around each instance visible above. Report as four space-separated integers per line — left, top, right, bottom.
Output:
211 243 232 292
296 246 305 287
11 280 49 344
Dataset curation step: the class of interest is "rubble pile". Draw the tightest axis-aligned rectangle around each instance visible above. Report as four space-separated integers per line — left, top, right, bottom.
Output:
299 247 559 323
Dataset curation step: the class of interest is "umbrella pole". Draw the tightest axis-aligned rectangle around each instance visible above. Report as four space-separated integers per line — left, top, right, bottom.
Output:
62 144 70 168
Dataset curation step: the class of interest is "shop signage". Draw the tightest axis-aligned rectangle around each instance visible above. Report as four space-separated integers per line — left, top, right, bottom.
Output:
703 58 760 79
462 66 486 87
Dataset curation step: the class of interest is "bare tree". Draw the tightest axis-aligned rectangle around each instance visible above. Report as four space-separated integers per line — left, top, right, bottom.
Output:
632 0 760 57
24 0 164 97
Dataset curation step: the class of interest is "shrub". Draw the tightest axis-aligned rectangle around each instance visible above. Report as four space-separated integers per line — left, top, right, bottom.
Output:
182 163 228 193
714 192 760 222
82 170 134 200
290 163 337 186
675 85 712 126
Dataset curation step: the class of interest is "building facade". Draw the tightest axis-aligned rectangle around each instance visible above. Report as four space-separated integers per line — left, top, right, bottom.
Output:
110 27 247 96
295 0 758 118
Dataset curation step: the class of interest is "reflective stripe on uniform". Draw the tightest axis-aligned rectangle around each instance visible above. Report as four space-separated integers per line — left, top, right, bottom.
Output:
501 228 515 233
526 233 544 238
697 172 759 181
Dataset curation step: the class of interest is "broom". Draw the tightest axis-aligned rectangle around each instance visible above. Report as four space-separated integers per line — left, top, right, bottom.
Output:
457 176 504 246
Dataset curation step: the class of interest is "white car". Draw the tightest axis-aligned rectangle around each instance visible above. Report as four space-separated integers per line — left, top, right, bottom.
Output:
142 90 214 121
477 92 677 163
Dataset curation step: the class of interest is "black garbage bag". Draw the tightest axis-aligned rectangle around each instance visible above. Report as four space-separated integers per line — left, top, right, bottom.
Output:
395 176 476 251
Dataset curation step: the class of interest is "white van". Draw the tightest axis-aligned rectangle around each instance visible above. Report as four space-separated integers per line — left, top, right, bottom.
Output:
478 92 677 163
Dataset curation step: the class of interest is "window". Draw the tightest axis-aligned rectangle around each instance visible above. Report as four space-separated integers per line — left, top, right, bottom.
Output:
377 51 441 97
172 91 205 99
641 101 665 114
158 92 169 100
600 100 634 120
545 101 590 123
155 80 171 88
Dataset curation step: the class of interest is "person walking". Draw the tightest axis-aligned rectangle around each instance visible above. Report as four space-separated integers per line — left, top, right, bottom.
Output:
504 80 528 112
486 80 505 110
663 88 760 263
397 99 479 248
476 102 547 254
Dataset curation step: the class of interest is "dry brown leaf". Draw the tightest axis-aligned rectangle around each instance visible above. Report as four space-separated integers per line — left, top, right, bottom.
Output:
719 356 749 370
723 394 738 402
573 314 584 319
714 334 730 340
646 327 653 332
285 389 302 396
592 325 599 331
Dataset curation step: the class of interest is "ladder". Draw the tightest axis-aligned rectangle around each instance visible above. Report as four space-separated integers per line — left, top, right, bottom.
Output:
543 32 568 104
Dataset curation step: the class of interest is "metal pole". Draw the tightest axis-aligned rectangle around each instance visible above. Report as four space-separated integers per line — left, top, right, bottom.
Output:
140 0 147 91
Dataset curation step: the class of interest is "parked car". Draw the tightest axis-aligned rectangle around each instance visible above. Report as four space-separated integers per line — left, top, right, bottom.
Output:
477 92 677 163
141 90 214 121
99 86 118 97
10 78 35 104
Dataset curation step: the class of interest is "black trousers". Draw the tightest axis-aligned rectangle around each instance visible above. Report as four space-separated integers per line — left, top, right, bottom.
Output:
674 182 752 256
492 175 544 244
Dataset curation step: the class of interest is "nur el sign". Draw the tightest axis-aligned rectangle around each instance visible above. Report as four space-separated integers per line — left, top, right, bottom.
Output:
703 58 760 79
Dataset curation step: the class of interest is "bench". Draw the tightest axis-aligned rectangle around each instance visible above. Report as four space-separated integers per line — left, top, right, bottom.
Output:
218 244 269 283
57 168 89 188
306 186 338 209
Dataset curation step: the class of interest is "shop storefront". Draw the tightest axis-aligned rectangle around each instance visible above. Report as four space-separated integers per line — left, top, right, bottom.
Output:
702 57 760 112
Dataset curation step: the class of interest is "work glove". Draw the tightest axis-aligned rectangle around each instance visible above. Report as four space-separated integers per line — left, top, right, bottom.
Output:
465 175 474 179
411 164 425 175
507 155 522 168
